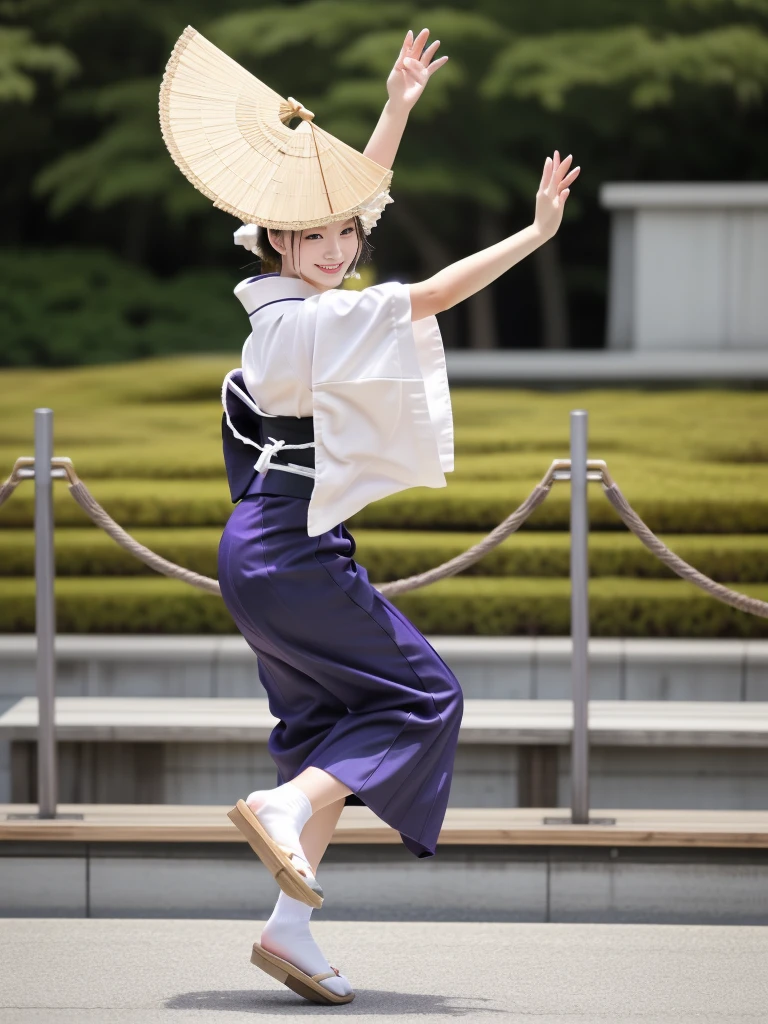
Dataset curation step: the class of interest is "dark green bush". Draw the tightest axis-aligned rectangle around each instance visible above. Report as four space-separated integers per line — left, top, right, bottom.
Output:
0 249 245 367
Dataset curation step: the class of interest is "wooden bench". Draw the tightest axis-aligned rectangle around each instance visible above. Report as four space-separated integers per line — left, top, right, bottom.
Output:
3 803 768 849
1 696 768 746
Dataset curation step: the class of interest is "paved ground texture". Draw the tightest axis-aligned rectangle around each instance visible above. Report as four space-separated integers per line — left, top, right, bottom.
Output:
0 919 767 1023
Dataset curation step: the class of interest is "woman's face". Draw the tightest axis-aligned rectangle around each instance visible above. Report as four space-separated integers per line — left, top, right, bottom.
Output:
269 219 360 290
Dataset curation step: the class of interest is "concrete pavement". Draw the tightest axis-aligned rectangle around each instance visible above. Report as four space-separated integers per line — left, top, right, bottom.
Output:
0 918 767 1023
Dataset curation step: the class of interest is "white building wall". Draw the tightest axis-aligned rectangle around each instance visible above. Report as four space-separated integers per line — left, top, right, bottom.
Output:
601 183 768 351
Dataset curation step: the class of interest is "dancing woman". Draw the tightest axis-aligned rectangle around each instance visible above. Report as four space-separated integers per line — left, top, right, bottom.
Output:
160 24 578 1006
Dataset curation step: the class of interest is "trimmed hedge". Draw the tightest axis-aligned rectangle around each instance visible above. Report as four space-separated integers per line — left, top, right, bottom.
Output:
0 480 233 529
351 484 768 534
5 439 768 487
4 478 768 534
0 577 767 638
2 363 768 480
395 578 768 638
355 531 768 583
2 361 767 535
2 360 767 466
1 528 767 583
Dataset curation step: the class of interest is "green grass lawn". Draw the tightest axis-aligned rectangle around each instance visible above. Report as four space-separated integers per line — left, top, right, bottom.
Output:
1 355 766 635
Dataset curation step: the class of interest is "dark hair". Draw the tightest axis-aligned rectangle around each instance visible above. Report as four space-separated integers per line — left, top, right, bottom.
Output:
255 217 372 277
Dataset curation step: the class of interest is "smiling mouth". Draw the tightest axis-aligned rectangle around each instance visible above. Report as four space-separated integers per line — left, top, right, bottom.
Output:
316 263 344 274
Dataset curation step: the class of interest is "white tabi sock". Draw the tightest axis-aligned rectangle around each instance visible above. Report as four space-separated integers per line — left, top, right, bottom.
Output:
245 782 315 876
261 891 353 998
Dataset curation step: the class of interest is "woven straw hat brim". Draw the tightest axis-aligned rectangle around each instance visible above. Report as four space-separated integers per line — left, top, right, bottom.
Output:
159 26 392 230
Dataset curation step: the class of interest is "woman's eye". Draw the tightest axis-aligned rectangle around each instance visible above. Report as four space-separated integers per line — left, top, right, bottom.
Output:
304 226 352 240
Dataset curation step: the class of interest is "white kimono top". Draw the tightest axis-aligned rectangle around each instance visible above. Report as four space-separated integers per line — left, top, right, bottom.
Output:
234 273 454 537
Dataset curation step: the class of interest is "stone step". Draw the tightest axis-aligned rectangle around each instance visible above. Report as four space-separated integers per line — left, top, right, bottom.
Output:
4 697 768 812
3 695 768 746
2 635 767 703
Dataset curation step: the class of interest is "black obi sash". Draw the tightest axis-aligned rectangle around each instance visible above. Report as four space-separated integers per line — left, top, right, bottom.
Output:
222 370 315 502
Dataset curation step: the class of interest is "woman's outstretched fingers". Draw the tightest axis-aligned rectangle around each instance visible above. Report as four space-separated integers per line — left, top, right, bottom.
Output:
422 39 441 64
427 55 449 76
539 155 553 192
550 150 561 189
410 27 431 59
555 153 573 186
559 166 581 193
398 29 414 64
423 38 448 75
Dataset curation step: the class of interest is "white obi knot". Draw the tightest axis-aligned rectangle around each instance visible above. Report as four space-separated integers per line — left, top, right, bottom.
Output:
254 437 286 473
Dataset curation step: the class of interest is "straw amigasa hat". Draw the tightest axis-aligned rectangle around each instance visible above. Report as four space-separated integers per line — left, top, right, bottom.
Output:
159 26 393 238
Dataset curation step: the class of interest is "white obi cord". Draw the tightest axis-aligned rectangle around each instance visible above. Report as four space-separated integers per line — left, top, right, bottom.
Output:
221 370 316 480
234 275 454 536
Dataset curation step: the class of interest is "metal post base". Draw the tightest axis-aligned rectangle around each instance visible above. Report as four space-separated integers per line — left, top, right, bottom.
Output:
5 812 84 820
542 816 617 825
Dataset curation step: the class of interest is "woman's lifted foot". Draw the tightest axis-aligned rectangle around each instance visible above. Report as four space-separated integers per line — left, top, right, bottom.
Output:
246 784 317 881
227 782 324 907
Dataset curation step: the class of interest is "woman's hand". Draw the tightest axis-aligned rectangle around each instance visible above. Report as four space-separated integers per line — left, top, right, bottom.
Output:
363 28 448 169
534 151 581 241
410 152 581 320
386 28 448 112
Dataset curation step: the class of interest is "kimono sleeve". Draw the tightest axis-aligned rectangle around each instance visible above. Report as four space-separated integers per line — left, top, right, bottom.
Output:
285 281 454 537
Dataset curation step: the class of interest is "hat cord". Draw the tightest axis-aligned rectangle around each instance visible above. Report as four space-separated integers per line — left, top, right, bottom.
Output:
280 96 315 124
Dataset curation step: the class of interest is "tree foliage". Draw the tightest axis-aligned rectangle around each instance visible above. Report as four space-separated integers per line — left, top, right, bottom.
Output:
484 24 768 110
34 78 207 217
0 0 766 360
0 25 77 101
11 0 764 219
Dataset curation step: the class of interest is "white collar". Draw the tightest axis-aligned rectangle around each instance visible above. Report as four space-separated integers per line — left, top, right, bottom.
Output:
234 272 322 317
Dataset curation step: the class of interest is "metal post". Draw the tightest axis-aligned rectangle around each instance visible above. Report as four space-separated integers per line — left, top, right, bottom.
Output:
541 420 615 830
34 408 57 818
569 410 590 825
6 415 81 822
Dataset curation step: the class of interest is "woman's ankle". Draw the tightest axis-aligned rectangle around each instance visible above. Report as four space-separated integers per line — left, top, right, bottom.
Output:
289 768 353 813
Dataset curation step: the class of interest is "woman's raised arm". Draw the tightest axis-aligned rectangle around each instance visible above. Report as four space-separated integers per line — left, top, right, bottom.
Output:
410 152 580 321
363 28 448 171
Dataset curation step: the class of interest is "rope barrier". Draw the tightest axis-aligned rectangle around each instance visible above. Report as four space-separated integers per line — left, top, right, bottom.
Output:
602 482 768 619
68 481 222 597
67 477 552 597
378 483 551 597
0 479 20 508
2 457 767 617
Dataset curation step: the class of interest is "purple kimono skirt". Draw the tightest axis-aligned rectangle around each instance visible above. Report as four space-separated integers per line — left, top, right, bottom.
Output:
217 374 463 858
